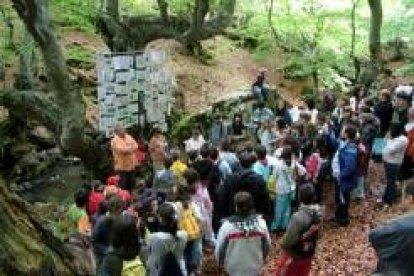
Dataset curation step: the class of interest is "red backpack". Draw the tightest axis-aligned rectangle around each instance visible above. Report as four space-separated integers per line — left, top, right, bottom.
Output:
88 191 104 216
305 153 320 179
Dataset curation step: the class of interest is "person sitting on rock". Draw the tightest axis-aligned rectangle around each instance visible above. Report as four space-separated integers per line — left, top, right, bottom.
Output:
252 69 269 104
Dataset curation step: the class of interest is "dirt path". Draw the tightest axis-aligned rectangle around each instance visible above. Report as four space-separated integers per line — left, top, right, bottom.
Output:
203 161 405 275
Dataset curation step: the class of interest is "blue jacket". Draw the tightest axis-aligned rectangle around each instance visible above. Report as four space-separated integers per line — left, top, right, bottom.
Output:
329 129 358 190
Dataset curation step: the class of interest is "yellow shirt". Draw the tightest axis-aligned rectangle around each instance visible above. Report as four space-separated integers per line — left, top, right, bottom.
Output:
111 134 138 171
170 160 188 177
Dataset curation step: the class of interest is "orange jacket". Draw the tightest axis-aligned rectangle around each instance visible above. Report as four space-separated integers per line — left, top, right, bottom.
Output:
111 134 138 171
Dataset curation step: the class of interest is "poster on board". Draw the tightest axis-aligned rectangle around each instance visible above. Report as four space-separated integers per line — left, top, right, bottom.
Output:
97 51 174 137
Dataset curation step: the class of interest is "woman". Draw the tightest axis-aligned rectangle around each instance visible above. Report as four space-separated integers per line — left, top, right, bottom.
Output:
382 124 408 205
374 90 394 136
147 203 188 276
149 127 168 172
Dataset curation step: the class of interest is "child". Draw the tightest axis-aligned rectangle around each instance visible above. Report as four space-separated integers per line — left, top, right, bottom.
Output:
153 155 177 201
174 184 203 275
184 168 214 248
66 189 91 237
87 180 105 217
170 148 188 179
305 136 324 203
257 119 276 154
147 203 188 276
253 144 272 183
271 146 307 232
104 175 132 205
275 183 322 276
215 191 271 276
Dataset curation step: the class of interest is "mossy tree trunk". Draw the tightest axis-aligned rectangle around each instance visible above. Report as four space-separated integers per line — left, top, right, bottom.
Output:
10 0 109 178
0 177 86 275
368 0 382 63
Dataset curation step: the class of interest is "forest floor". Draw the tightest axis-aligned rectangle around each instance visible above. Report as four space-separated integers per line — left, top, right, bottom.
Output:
202 161 406 276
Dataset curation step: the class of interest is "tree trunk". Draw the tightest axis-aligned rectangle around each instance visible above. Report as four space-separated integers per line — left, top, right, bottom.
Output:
0 177 91 275
368 0 382 62
350 0 359 60
97 0 236 53
0 6 15 50
11 0 109 176
15 30 35 90
268 0 280 42
105 0 119 21
157 0 170 26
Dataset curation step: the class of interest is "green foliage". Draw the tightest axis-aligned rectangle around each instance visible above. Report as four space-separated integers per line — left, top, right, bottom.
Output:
50 0 99 33
66 46 95 69
395 62 414 77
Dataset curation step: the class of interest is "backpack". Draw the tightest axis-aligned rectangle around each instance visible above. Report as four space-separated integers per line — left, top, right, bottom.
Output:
357 143 369 174
122 256 146 276
291 211 320 258
154 170 175 190
305 154 320 180
159 247 183 276
87 191 104 216
178 206 201 241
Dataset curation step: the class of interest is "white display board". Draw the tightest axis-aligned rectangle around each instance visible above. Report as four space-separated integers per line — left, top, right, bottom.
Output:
97 51 173 137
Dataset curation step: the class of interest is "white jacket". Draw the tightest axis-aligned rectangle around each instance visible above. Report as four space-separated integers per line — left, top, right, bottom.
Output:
382 135 408 165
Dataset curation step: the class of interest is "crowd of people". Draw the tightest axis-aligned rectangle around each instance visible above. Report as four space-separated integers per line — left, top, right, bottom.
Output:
62 72 414 275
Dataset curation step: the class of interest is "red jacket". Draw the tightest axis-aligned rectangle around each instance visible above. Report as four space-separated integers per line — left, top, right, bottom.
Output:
88 191 104 216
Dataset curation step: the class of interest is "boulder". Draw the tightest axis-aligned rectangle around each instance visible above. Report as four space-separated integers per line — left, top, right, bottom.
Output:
29 126 56 148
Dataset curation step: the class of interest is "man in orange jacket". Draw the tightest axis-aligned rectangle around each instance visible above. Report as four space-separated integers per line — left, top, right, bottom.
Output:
110 124 138 192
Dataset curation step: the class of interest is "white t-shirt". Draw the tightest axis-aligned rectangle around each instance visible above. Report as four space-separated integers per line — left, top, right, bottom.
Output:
382 135 409 165
185 135 205 152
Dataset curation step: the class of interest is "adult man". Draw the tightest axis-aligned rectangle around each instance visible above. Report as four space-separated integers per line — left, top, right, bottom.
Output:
110 124 138 192
370 179 414 275
392 91 411 135
185 126 206 153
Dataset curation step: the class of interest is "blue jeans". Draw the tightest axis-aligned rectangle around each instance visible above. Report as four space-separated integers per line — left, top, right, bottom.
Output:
184 239 202 273
271 193 291 231
383 162 401 204
351 176 365 199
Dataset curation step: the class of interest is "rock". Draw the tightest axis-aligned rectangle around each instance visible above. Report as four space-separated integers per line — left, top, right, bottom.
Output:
29 126 56 148
19 150 40 167
22 181 33 190
9 183 20 192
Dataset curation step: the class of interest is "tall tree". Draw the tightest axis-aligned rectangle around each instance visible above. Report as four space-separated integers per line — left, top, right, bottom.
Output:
0 0 105 272
9 0 108 175
98 0 236 53
368 0 382 62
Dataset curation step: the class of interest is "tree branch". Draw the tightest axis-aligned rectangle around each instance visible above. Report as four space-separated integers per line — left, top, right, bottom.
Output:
157 0 170 25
